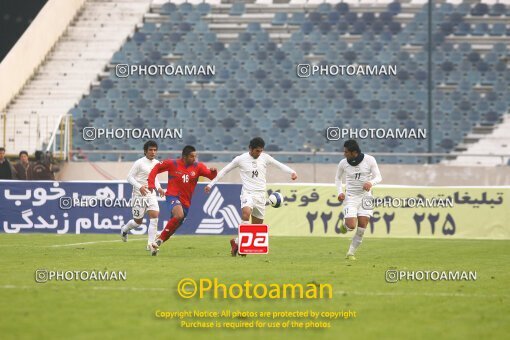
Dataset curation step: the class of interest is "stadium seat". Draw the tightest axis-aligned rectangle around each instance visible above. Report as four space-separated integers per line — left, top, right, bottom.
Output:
196 2 211 16
161 2 177 15
230 3 245 16
471 3 489 16
273 13 287 26
388 1 402 15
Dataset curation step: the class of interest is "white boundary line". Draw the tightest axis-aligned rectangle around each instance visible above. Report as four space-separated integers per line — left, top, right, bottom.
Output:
0 285 165 292
334 290 510 299
51 238 146 247
0 285 506 298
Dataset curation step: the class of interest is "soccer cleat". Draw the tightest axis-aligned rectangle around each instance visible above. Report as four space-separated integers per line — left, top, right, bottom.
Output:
339 224 347 234
345 254 356 261
150 239 162 256
149 243 159 256
230 238 246 257
121 230 128 242
151 239 162 249
146 244 150 251
230 238 238 257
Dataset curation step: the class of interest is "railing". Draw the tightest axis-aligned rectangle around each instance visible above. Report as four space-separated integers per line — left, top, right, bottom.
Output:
70 150 510 165
0 112 57 153
46 115 73 161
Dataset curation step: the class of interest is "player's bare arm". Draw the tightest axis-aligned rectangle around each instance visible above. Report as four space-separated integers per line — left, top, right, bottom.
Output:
204 157 239 194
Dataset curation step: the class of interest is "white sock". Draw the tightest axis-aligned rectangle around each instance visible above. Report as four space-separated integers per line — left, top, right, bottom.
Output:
235 221 251 245
148 218 158 244
348 227 366 255
121 219 140 233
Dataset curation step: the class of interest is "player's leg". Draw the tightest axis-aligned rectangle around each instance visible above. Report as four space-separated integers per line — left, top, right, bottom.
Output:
150 204 185 256
231 194 254 256
241 206 252 222
156 205 185 243
339 199 360 260
251 216 263 224
340 217 357 233
235 194 266 256
146 209 159 248
346 216 369 260
250 193 266 224
346 199 373 259
120 204 144 241
230 206 252 256
339 201 358 234
145 193 160 249
152 196 187 252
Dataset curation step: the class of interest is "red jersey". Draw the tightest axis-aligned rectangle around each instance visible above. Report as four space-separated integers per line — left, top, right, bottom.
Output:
148 158 217 207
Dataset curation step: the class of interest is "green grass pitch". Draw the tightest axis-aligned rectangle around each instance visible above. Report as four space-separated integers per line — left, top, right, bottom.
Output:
0 234 509 340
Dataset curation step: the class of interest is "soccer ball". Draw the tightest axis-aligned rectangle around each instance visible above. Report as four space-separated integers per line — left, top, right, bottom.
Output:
268 192 283 208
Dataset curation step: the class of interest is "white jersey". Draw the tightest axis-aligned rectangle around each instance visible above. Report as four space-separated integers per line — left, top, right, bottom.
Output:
127 156 162 196
335 154 382 198
208 152 295 192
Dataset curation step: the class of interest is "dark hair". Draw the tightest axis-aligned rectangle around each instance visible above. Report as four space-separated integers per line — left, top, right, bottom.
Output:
34 150 43 161
143 140 158 154
0 147 5 152
249 137 265 149
344 139 361 153
182 145 196 157
19 151 28 158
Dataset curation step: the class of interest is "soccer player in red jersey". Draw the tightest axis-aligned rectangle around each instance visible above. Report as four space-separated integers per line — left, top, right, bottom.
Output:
147 145 217 255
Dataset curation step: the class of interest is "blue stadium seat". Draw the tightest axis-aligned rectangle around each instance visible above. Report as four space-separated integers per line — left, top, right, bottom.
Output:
345 12 357 25
335 2 349 15
472 23 489 36
179 2 192 13
289 12 305 25
196 2 211 16
230 3 245 16
160 2 177 15
471 3 489 16
490 23 506 36
388 1 401 15
491 3 506 16
273 13 287 26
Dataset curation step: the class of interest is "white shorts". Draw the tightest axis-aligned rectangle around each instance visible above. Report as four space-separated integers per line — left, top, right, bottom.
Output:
343 194 373 219
131 193 159 219
240 191 267 220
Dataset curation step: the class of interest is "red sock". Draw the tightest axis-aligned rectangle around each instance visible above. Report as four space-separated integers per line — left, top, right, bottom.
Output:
159 217 181 242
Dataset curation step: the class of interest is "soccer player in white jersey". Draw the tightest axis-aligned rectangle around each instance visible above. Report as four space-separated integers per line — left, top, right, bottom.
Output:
120 141 165 251
335 139 382 260
204 137 298 256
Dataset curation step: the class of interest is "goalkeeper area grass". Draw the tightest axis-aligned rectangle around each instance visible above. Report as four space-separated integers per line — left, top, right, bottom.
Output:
0 234 508 340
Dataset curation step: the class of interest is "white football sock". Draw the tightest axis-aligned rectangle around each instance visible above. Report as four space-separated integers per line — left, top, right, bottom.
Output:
348 227 366 255
121 219 140 233
148 218 158 244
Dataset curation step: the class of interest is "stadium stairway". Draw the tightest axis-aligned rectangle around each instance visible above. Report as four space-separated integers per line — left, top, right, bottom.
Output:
444 112 510 166
433 0 510 165
2 0 151 154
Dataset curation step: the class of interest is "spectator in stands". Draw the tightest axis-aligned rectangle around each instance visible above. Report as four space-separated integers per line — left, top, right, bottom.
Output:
30 151 55 180
0 147 13 179
13 151 32 180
